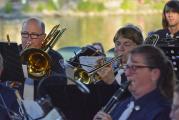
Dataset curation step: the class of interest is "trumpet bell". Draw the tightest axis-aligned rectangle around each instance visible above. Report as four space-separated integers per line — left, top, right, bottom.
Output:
73 55 122 84
73 68 92 84
21 48 51 79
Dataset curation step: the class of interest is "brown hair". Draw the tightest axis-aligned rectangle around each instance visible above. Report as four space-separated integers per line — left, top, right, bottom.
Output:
130 45 176 99
162 0 179 28
113 24 143 45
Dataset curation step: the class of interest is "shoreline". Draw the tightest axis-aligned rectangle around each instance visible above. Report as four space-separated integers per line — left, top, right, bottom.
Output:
0 9 162 19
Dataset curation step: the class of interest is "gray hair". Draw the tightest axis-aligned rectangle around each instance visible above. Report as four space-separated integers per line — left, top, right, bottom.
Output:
22 17 45 33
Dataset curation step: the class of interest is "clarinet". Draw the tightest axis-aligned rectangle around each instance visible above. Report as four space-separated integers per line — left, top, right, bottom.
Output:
101 81 131 114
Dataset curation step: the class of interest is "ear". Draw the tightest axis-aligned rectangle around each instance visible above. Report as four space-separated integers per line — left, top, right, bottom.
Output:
151 68 160 83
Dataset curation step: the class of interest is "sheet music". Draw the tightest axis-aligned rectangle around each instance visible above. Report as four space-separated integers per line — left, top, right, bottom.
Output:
79 56 103 72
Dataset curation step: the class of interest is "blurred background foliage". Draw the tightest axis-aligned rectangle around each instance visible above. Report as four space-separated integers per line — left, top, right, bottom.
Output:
0 0 168 55
77 1 105 12
1 0 168 14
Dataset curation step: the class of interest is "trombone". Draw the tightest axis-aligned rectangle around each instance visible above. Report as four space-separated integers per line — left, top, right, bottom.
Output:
73 55 122 84
21 24 66 79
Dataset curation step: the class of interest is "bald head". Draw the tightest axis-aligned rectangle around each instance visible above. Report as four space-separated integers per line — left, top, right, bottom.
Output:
22 17 45 33
21 17 46 49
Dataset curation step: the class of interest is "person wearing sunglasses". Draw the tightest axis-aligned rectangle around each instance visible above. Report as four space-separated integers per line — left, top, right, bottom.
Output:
93 45 176 120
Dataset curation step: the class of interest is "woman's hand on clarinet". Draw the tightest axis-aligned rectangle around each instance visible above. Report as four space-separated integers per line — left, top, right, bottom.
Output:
93 111 112 120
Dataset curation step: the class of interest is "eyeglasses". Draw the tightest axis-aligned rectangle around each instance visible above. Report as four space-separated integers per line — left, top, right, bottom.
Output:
21 32 44 39
124 64 155 72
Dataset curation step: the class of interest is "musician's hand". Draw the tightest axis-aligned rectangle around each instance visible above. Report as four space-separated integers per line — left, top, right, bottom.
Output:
97 63 115 85
93 111 112 120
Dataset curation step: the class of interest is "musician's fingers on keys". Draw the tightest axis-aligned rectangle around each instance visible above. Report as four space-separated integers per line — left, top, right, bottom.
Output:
93 111 112 120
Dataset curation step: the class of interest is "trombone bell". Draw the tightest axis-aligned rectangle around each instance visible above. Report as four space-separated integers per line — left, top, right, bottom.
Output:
21 48 51 79
20 24 66 79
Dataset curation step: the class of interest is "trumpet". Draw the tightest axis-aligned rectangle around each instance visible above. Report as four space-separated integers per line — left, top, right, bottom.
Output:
73 55 122 84
21 24 66 79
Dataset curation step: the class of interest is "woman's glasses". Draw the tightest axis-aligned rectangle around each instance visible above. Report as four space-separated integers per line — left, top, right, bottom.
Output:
123 64 156 72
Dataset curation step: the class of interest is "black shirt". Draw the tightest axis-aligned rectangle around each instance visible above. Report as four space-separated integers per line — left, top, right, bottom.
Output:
152 28 179 45
0 84 20 120
150 29 179 80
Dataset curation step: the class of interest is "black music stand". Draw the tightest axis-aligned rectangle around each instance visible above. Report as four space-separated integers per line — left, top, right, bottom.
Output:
158 45 179 79
0 42 24 82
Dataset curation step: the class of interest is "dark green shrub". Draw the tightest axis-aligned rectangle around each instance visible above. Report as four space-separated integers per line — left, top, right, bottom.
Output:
4 1 13 13
22 3 32 12
77 1 105 12
120 0 138 10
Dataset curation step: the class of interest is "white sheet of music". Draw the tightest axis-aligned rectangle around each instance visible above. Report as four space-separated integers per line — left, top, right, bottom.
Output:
79 56 103 72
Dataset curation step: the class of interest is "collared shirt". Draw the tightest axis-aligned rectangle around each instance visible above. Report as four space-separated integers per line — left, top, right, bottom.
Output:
115 69 124 85
111 89 171 120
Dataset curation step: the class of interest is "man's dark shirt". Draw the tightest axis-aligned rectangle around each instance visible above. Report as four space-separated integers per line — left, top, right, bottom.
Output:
18 45 67 98
35 49 67 98
151 29 179 80
152 28 179 45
